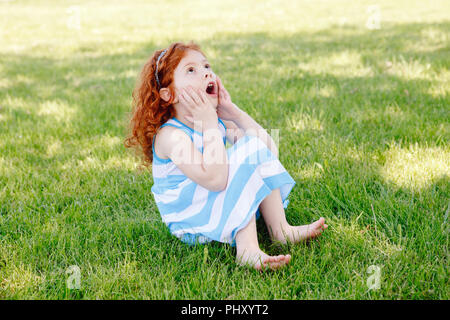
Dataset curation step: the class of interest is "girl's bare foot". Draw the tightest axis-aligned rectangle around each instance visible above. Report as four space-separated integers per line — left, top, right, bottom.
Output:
272 217 328 244
236 248 291 271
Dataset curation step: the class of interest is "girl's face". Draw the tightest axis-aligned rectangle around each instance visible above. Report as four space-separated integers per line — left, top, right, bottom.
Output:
172 49 218 108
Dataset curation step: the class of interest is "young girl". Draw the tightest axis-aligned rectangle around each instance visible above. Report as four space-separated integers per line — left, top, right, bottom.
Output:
125 41 328 271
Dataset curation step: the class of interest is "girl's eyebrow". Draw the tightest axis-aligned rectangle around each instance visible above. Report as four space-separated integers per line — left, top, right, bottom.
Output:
183 59 208 68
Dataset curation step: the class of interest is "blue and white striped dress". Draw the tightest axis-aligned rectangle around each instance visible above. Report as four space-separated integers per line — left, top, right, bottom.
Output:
151 117 296 246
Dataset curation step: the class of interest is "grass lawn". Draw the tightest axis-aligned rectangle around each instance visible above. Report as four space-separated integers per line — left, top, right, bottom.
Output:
0 0 449 299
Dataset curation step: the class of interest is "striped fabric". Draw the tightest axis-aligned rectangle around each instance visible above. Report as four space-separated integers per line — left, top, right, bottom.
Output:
151 117 296 246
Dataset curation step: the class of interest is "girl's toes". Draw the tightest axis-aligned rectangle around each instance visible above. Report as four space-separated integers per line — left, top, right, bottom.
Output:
264 257 281 270
317 217 326 227
269 263 280 269
271 261 283 270
262 261 274 271
250 255 291 271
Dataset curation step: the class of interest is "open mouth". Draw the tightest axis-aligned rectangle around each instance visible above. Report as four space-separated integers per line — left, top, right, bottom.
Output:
206 81 216 95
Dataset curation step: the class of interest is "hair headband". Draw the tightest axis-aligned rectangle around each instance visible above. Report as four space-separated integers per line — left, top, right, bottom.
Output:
155 49 167 89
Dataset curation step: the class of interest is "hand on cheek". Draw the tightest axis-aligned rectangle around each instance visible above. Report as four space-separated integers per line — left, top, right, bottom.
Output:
174 88 184 104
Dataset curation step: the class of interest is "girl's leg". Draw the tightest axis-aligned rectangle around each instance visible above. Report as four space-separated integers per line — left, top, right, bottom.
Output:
259 188 328 244
234 214 291 270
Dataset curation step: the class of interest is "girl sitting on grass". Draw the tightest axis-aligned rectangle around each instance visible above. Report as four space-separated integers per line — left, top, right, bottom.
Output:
124 41 328 271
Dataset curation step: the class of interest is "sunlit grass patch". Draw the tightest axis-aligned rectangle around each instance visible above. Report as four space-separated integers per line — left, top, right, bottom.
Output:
293 162 326 181
329 218 404 258
381 143 450 191
61 154 137 172
286 110 325 133
0 254 44 297
409 27 449 52
426 69 450 97
310 50 374 77
346 103 417 125
385 55 434 80
45 140 62 158
37 100 76 122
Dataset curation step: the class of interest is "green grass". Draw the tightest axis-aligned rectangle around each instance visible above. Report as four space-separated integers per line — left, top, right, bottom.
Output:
0 0 449 299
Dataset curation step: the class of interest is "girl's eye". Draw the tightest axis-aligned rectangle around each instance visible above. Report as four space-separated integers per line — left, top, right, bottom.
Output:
187 64 210 73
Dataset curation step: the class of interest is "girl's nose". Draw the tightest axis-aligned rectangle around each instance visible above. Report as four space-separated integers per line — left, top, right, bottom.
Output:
204 70 214 79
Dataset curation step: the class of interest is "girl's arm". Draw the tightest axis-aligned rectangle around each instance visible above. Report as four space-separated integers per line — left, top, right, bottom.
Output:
158 126 228 192
221 118 245 145
215 76 279 157
160 86 228 192
231 110 279 158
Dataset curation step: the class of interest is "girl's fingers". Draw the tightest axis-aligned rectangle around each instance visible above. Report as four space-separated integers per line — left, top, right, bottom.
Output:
182 88 199 109
198 89 211 105
189 86 211 109
196 88 207 105
184 88 197 105
216 76 230 100
220 87 229 100
216 77 223 101
178 90 195 110
185 86 202 106
180 86 215 110
217 77 224 93
218 76 226 92
178 90 188 103
178 89 188 102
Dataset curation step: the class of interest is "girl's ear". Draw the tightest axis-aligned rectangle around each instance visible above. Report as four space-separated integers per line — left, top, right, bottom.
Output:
159 88 172 102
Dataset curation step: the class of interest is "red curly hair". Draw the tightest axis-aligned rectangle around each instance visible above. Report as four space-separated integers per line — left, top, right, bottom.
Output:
124 41 205 168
